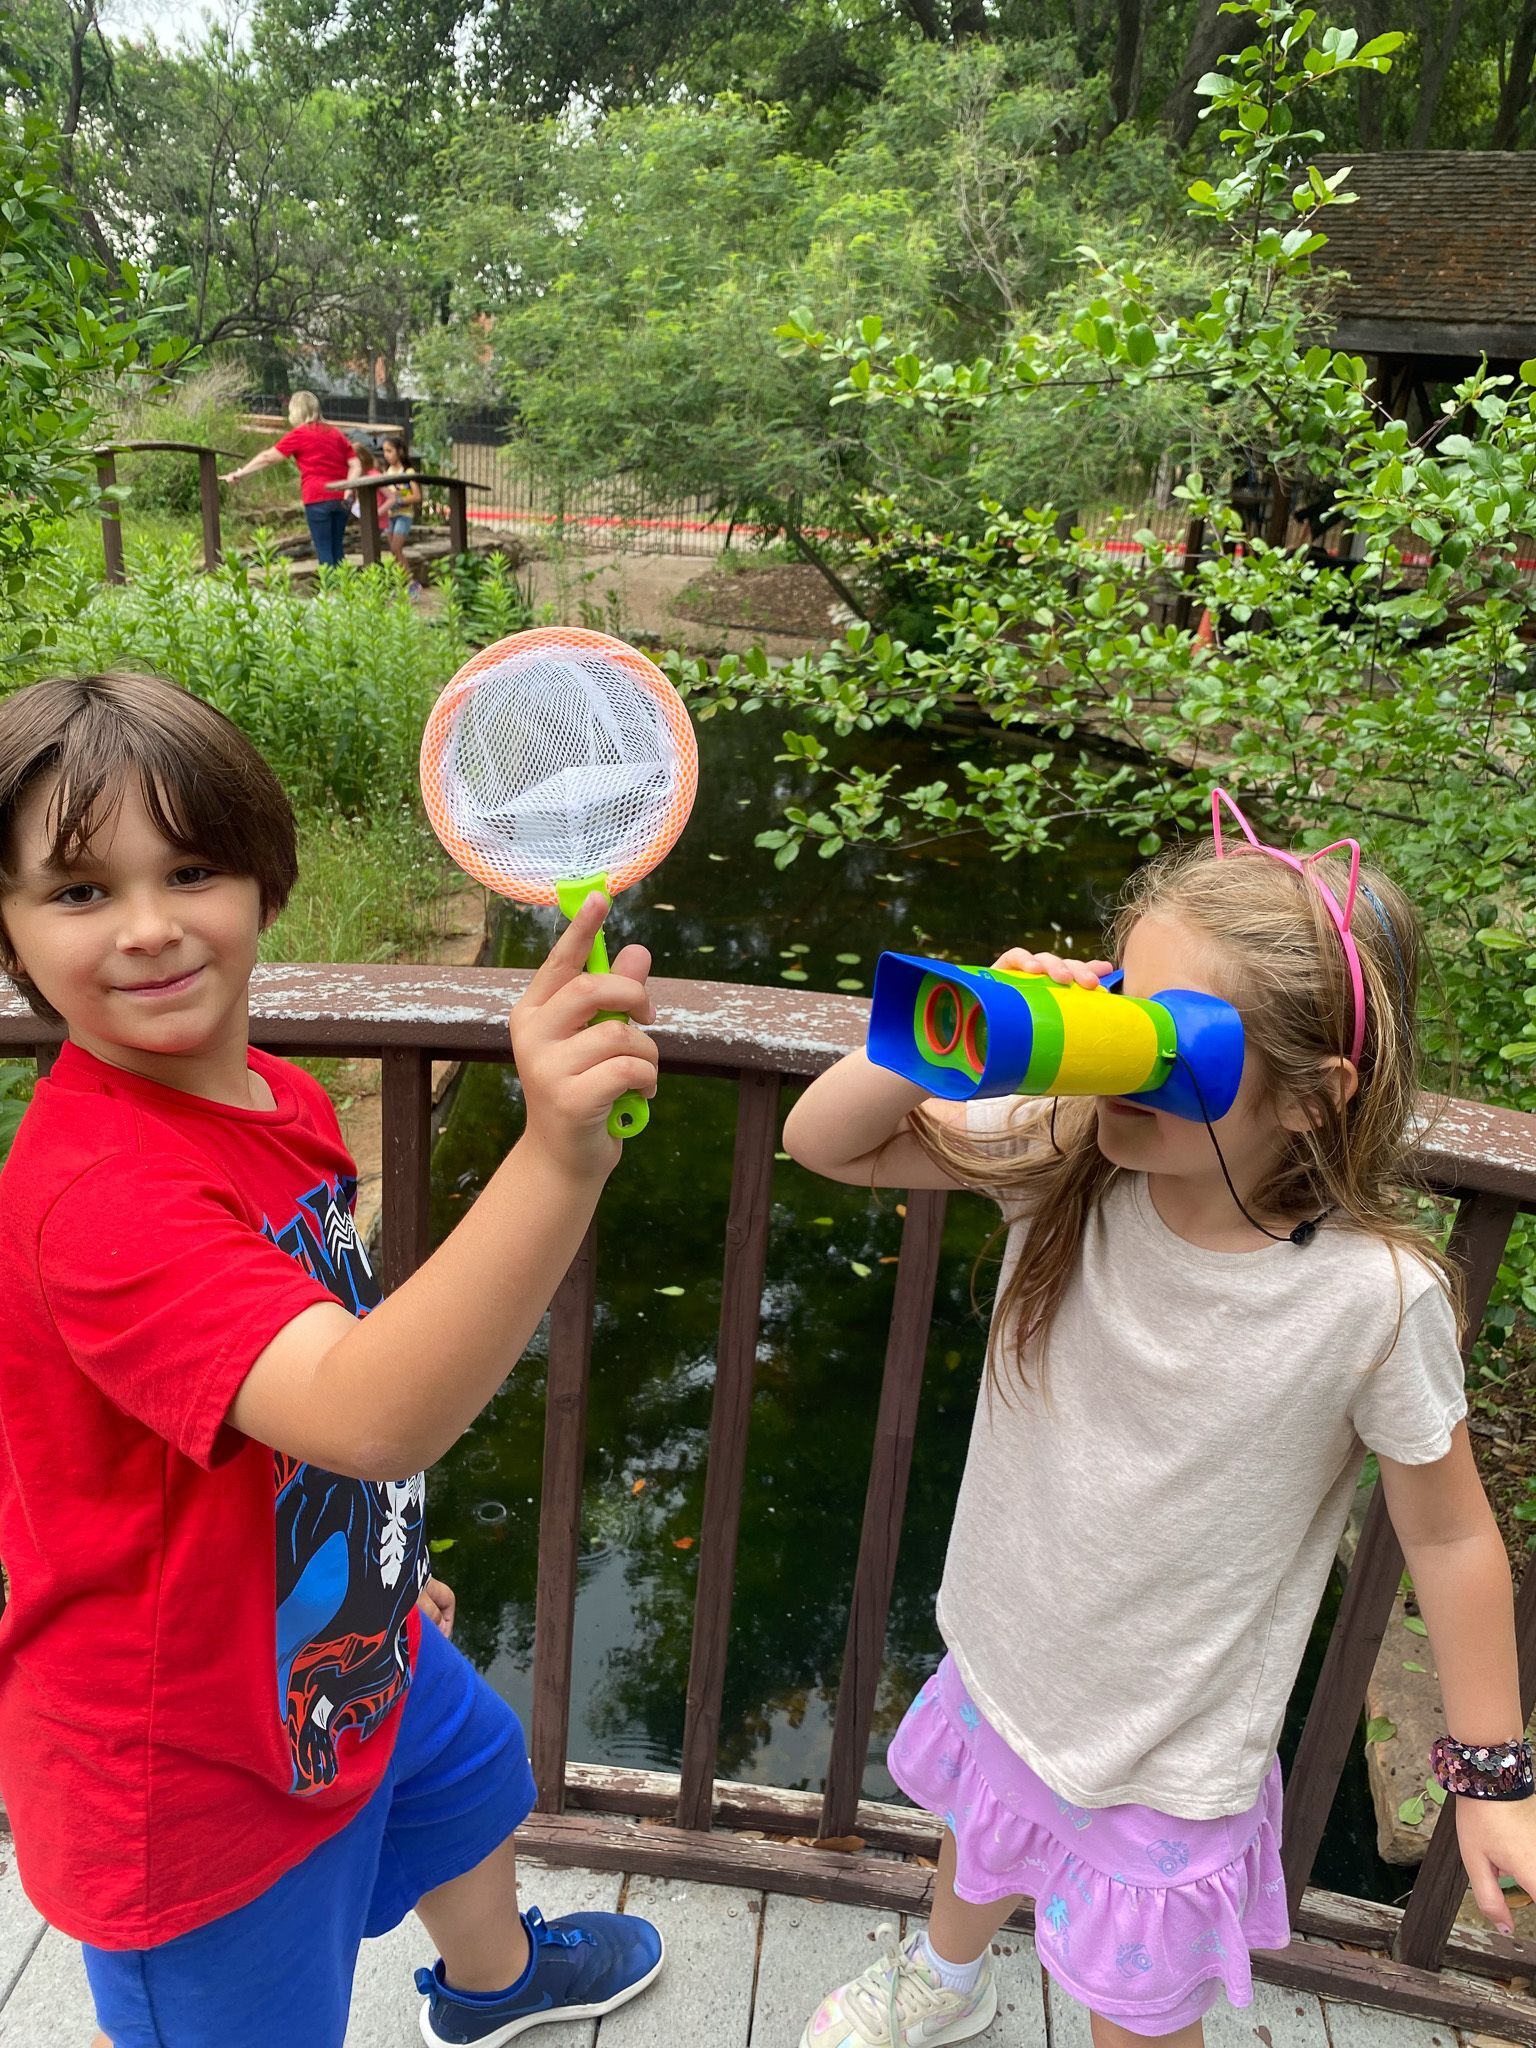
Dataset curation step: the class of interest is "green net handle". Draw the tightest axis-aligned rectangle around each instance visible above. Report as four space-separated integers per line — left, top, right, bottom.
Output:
555 875 650 1141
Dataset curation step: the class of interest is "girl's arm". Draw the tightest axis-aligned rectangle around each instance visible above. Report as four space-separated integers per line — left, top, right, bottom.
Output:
783 945 1112 1188
781 1051 966 1189
1380 1429 1530 1932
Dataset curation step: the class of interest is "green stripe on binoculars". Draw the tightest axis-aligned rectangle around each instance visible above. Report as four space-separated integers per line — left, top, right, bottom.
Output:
1142 996 1178 1086
1014 976 1066 1092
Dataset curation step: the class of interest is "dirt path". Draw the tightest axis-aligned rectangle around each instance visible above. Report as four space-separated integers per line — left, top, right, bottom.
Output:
519 548 842 657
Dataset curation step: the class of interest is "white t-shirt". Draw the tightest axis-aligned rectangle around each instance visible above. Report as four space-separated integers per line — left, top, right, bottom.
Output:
935 1098 1466 1820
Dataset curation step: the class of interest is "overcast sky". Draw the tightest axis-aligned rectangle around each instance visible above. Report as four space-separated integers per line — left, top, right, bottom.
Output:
102 0 244 48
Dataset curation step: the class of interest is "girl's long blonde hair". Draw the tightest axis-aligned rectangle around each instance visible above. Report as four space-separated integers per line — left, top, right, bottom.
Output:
913 837 1461 1397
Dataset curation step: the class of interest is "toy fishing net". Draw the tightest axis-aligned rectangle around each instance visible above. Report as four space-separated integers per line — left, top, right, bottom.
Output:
419 626 698 906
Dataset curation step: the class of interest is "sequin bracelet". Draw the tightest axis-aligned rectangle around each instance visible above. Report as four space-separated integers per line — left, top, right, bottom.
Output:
1429 1734 1535 1801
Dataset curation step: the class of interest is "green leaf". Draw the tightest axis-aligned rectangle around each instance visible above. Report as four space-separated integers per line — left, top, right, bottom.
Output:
1366 1717 1397 1744
428 1536 456 1554
1402 1661 1427 1674
1124 324 1157 369
1521 360 1536 387
1404 1615 1429 1637
655 1284 686 1296
1476 927 1526 952
837 978 864 991
850 1261 872 1277
1398 1795 1427 1827
1425 1779 1447 1808
835 952 862 964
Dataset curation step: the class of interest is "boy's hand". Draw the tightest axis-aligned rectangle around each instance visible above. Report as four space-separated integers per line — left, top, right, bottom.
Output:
417 1576 456 1638
509 891 658 1179
992 947 1115 989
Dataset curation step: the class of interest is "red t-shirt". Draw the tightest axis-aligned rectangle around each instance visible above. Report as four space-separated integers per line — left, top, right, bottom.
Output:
0 1043 426 1948
274 420 356 505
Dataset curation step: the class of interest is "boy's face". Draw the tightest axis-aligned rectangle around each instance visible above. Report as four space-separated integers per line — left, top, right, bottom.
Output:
1 770 268 1073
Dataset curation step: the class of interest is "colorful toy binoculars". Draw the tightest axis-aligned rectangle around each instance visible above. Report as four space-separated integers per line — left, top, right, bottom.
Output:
866 953 1246 1122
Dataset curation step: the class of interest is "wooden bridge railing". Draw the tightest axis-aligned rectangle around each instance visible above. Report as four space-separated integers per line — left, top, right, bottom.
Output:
94 440 234 583
6 964 1536 2040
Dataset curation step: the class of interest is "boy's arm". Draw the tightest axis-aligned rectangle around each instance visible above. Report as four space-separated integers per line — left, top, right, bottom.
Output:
229 895 656 1479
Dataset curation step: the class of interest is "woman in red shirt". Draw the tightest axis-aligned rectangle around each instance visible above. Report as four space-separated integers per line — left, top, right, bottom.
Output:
222 393 359 567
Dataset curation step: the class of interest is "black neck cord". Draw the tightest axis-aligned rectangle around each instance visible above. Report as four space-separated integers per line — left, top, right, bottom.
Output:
1174 1053 1329 1247
1047 1065 1328 1246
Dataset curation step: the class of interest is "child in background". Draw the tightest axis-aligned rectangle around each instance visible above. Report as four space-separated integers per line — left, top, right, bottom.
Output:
787 795 1536 2048
0 670 665 2048
348 437 387 541
382 432 425 597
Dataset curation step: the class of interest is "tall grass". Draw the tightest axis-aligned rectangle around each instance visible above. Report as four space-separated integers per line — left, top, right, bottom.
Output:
102 364 294 521
29 542 533 814
262 809 467 968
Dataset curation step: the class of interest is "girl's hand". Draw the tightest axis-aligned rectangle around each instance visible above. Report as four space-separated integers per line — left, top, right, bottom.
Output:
508 891 658 1179
418 1576 456 1638
220 468 245 484
993 947 1115 990
1457 1796 1536 1935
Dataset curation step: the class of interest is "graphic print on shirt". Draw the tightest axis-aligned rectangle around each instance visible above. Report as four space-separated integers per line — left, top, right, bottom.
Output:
264 1175 428 1793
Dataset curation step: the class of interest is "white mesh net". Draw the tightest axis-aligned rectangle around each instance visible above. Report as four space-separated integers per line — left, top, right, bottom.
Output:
422 636 696 903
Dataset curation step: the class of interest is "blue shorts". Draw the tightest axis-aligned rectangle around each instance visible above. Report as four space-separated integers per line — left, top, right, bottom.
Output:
389 513 414 536
84 1618 536 2048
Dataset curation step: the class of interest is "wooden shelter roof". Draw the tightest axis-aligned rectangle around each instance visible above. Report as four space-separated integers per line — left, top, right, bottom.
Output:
1311 152 1536 362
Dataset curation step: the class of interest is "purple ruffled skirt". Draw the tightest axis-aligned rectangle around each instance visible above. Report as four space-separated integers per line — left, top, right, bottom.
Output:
888 1657 1291 2035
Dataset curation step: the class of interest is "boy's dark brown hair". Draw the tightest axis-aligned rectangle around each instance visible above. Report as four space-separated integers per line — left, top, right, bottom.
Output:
0 670 298 1020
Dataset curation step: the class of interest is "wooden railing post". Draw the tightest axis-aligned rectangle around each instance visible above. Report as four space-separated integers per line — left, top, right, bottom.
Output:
447 481 470 558
678 1068 781 1831
531 1224 597 1812
1283 1188 1520 1916
820 1189 948 1840
96 450 125 585
379 1048 432 1293
198 449 223 571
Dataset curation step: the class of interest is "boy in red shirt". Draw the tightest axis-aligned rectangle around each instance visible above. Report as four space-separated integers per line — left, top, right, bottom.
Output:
0 670 665 2047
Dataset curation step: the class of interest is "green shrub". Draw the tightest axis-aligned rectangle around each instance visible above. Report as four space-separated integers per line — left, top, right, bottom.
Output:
101 363 284 520
26 541 532 813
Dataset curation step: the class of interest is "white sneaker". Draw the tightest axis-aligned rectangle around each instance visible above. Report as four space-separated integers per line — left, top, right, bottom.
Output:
800 1927 997 2047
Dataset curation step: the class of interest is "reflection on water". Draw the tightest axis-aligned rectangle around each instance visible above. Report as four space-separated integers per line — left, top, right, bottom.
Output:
425 713 1399 1899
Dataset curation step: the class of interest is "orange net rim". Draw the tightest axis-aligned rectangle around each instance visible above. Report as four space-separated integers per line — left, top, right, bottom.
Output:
419 626 700 906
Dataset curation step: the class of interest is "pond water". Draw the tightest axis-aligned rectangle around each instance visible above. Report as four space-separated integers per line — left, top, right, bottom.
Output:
424 710 1402 1904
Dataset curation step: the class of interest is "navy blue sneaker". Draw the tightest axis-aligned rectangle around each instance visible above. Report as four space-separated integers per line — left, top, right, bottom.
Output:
417 1904 665 2044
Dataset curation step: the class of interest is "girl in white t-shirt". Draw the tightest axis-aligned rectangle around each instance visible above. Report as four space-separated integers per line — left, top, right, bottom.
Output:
787 794 1536 2048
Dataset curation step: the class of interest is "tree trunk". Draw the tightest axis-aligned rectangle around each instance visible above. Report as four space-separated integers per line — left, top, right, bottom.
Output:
896 0 943 39
1160 0 1252 148
1408 0 1468 148
1491 0 1536 146
950 0 989 38
1355 0 1389 147
368 364 380 425
1107 0 1145 128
